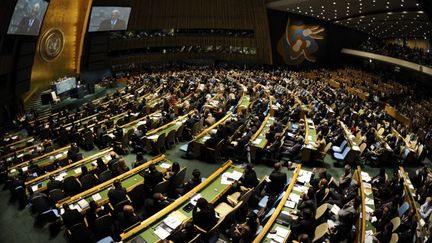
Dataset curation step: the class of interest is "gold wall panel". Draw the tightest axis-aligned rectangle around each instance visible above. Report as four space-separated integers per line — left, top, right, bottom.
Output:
25 0 92 103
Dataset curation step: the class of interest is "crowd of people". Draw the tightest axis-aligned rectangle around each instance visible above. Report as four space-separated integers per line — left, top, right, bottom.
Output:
0 66 431 242
360 40 432 67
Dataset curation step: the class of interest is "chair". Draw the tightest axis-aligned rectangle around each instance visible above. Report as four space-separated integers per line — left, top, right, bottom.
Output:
320 142 332 157
334 146 351 161
312 222 329 242
31 195 52 214
173 167 187 186
390 217 401 232
94 214 114 239
49 189 67 203
128 184 146 208
153 180 170 194
80 174 99 190
389 233 399 243
332 140 347 153
99 170 113 182
359 143 367 156
195 215 226 243
206 139 224 163
154 133 166 154
63 176 82 196
315 203 329 220
165 130 176 149
191 122 200 136
398 202 409 217
377 127 385 135
227 188 254 207
215 201 244 221
58 158 69 167
175 125 184 143
67 222 93 243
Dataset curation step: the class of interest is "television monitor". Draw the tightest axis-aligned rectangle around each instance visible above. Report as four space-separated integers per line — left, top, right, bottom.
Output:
7 0 49 36
53 77 76 94
88 6 131 32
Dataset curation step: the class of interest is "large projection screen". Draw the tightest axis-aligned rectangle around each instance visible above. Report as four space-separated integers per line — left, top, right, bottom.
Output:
88 6 131 32
7 0 49 36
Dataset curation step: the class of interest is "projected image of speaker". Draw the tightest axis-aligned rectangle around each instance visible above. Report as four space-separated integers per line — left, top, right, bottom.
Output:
7 0 49 36
88 6 131 32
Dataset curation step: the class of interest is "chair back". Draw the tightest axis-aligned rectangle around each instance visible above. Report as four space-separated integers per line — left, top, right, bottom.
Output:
341 146 351 157
49 189 67 203
154 180 170 194
175 125 184 141
312 222 329 242
389 233 398 243
68 223 92 242
99 170 113 182
191 122 200 136
63 176 82 195
239 188 254 205
398 202 410 217
315 203 328 220
156 133 166 150
166 130 176 145
80 174 98 190
359 143 367 156
377 127 385 135
173 167 187 186
128 184 146 206
390 217 401 232
321 142 332 156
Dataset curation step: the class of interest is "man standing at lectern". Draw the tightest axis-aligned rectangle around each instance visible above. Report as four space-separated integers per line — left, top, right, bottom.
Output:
16 3 41 35
98 9 126 31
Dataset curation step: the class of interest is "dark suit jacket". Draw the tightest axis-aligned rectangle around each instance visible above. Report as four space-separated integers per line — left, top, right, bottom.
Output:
16 17 40 35
108 187 128 205
267 170 287 194
98 19 126 31
47 179 62 191
144 170 163 189
193 205 217 231
62 209 84 228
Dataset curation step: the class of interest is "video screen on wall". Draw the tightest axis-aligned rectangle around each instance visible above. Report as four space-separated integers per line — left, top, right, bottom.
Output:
7 0 49 36
88 6 131 32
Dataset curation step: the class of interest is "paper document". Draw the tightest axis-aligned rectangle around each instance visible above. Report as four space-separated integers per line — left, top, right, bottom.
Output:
159 163 171 169
154 226 170 240
365 205 374 213
92 193 102 201
330 204 340 215
365 230 374 243
55 153 63 159
147 135 159 140
275 226 289 238
164 215 183 230
228 170 243 181
77 199 89 209
31 185 39 192
253 138 262 145
190 193 202 206
22 166 28 172
284 200 296 209
365 197 375 205
288 193 301 203
74 168 82 174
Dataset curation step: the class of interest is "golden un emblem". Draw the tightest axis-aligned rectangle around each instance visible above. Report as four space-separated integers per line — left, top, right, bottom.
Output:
39 28 65 62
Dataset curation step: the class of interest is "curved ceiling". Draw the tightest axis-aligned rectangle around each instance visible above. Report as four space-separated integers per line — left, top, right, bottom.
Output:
267 0 431 39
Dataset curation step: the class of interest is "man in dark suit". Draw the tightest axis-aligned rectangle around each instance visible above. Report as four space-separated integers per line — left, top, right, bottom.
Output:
108 179 128 206
98 9 126 31
67 143 80 162
47 175 62 191
266 162 287 195
61 203 85 228
144 164 163 190
15 3 41 35
192 198 217 231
